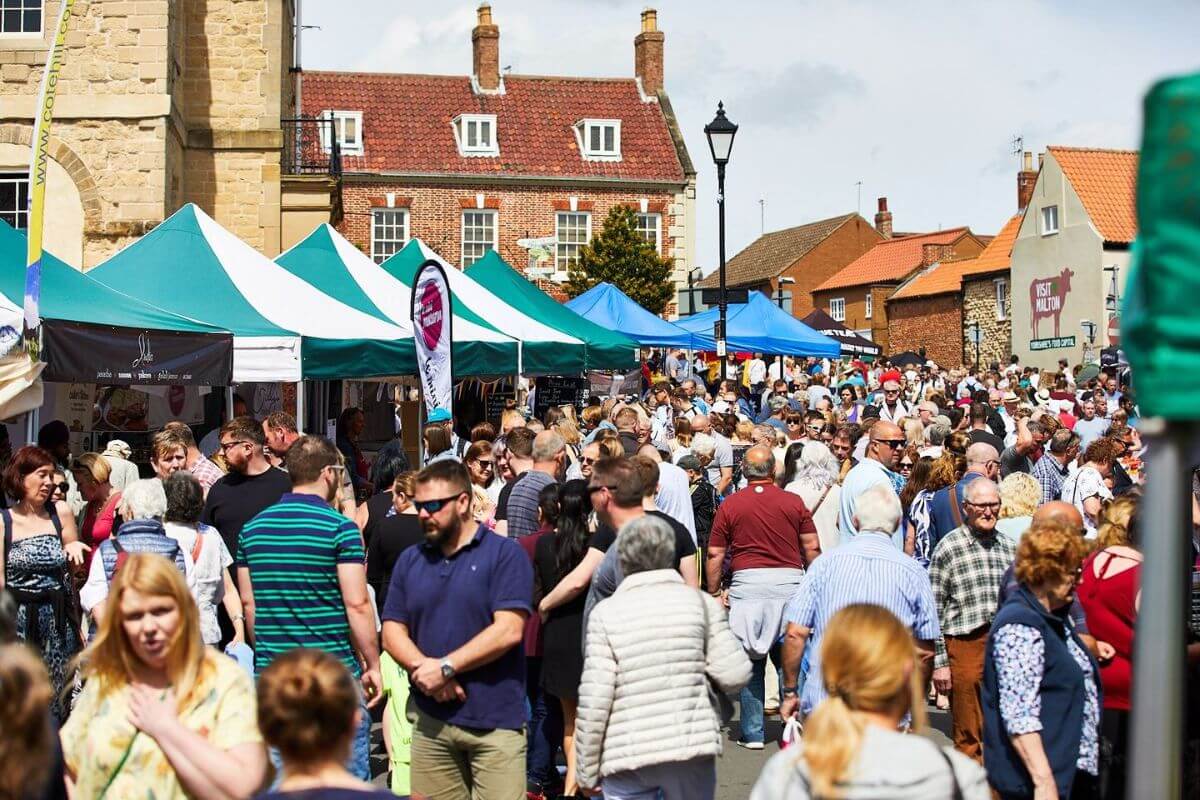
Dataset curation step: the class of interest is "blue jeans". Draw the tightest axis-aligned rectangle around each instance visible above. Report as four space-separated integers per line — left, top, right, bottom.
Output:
525 658 562 789
738 644 782 743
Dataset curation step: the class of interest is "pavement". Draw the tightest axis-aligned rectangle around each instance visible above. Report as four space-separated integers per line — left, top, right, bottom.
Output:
370 703 954 798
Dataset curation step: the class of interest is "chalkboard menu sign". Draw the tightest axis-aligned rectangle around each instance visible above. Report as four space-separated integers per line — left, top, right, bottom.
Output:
533 376 588 420
485 390 514 424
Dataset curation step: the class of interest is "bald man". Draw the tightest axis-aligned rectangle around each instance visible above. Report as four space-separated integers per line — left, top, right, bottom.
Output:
927 442 1001 551
838 421 906 548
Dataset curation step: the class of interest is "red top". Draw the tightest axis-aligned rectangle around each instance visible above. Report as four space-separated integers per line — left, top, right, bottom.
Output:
519 526 552 658
80 491 122 573
708 482 819 572
1077 549 1140 710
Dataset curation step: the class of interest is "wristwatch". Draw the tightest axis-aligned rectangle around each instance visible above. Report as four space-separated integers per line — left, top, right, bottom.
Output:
781 686 799 697
440 659 456 680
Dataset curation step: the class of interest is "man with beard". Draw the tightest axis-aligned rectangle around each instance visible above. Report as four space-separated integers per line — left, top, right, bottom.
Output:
383 459 533 800
202 416 291 557
235 435 382 779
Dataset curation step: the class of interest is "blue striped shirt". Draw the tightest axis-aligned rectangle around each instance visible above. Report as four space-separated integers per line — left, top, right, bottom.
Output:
235 493 365 675
785 531 940 715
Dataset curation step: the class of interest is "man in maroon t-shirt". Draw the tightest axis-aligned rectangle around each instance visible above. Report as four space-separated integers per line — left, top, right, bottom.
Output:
705 446 821 748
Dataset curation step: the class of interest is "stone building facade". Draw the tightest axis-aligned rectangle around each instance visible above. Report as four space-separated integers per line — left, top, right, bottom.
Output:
962 276 1011 368
0 0 295 267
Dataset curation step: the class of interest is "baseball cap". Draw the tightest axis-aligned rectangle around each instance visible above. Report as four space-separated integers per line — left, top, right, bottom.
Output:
427 407 452 423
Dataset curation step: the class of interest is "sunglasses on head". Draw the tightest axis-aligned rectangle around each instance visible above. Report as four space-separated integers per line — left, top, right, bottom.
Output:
413 492 466 514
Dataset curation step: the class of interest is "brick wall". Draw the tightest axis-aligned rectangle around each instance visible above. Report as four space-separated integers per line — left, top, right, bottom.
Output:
811 282 896 352
887 292 963 366
771 216 881 318
962 274 1011 368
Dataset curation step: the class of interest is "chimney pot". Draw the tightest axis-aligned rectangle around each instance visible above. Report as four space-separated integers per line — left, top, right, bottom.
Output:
1017 150 1038 211
634 8 665 95
472 2 500 92
1023 150 1032 170
874 196 893 239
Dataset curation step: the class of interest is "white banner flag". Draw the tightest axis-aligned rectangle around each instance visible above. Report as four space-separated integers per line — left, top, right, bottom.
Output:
412 259 454 417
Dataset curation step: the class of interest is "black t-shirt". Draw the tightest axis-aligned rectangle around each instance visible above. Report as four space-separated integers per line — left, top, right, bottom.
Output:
201 466 293 555
495 470 528 522
366 512 424 609
968 428 1006 457
590 510 697 566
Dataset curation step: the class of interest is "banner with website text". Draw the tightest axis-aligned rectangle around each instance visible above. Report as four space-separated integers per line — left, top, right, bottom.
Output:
412 259 454 418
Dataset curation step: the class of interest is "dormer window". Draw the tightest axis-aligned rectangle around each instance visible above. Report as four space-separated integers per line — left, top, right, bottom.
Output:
453 114 499 157
320 110 363 156
575 119 621 161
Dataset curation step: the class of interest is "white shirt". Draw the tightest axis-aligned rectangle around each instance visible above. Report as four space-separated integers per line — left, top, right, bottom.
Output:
654 462 697 542
164 522 233 645
748 358 767 385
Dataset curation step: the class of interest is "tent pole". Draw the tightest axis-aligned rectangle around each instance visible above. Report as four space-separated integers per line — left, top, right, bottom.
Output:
1127 417 1189 799
25 407 38 445
295 381 305 434
225 386 235 420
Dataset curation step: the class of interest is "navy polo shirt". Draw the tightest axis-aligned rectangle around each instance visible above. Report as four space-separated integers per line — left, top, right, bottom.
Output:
382 524 533 731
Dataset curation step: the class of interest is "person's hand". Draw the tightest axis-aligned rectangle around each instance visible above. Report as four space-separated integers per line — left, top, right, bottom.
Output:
410 658 449 695
433 679 466 704
779 695 799 721
128 685 178 741
229 631 246 648
361 667 384 708
933 666 952 695
577 784 603 797
1096 640 1117 663
719 589 730 609
63 540 91 566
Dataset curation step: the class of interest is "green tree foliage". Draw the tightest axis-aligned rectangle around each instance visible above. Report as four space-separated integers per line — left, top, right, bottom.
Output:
563 205 675 314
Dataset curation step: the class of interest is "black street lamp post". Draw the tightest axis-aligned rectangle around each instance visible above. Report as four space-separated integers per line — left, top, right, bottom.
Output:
705 102 738 380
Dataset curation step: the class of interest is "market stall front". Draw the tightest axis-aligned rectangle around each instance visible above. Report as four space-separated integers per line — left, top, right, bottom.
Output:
676 291 841 357
565 282 714 350
800 309 882 359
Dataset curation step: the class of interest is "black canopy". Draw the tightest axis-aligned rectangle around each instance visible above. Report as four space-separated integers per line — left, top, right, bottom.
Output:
800 310 882 358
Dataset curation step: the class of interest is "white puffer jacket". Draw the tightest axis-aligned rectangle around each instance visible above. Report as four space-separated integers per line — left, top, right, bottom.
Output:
574 569 752 788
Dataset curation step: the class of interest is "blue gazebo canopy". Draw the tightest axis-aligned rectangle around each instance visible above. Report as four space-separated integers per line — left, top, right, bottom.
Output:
676 291 841 357
565 282 713 349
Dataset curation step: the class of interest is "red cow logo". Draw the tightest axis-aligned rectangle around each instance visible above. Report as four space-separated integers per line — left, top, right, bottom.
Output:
1029 268 1074 338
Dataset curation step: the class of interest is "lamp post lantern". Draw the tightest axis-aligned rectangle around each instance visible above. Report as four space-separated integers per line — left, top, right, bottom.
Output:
704 101 738 379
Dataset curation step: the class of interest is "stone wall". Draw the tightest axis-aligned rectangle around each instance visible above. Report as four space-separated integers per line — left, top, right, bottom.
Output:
962 274 1011 368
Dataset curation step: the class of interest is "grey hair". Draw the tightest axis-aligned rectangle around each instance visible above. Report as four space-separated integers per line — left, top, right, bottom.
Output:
1049 428 1078 454
792 442 840 491
926 422 951 446
617 515 675 576
690 433 716 459
853 483 902 534
120 479 168 521
741 448 775 481
531 431 566 461
964 476 1000 503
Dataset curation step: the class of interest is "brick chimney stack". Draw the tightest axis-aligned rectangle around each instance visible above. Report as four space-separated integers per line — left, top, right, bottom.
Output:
472 3 500 92
874 197 893 239
1017 150 1038 211
634 8 664 95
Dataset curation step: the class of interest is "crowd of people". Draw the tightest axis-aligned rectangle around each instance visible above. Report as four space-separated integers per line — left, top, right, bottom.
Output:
0 350 1197 800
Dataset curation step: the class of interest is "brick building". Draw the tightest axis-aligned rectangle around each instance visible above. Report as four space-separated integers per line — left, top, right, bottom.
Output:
0 0 299 266
695 213 881 319
300 5 696 312
810 196 984 353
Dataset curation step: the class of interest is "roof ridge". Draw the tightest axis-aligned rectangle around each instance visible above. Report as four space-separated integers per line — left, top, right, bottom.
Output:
1047 145 1139 155
761 212 856 238
303 69 639 84
874 225 969 244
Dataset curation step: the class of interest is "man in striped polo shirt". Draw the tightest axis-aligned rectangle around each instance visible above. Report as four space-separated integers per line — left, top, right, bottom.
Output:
236 434 381 780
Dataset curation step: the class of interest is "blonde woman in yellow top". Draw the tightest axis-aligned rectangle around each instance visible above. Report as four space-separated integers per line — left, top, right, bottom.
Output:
62 553 267 799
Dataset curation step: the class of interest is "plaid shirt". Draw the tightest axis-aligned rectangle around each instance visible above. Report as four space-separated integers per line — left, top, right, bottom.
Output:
189 453 226 496
930 524 1016 669
1030 453 1069 505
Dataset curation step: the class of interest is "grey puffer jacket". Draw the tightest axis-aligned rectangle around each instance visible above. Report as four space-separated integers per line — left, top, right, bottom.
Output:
574 569 752 788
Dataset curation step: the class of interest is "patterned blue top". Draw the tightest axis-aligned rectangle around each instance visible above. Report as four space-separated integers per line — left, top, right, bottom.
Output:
992 623 1099 775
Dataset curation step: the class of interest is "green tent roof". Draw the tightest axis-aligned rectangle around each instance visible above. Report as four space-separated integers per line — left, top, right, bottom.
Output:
465 251 639 371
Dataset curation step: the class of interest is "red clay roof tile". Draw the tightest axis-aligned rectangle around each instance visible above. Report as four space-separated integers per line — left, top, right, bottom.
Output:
1048 146 1138 244
814 228 970 292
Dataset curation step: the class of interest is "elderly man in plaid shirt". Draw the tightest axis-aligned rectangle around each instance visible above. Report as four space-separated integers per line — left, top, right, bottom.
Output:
929 477 1016 763
1030 428 1080 505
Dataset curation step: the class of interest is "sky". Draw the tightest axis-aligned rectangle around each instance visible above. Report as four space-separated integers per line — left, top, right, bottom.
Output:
300 0 1200 275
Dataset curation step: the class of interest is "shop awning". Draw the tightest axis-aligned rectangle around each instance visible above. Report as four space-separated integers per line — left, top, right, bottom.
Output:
800 309 882 358
565 282 714 350
676 291 841 357
88 204 414 382
0 221 232 385
464 251 639 371
276 225 518 377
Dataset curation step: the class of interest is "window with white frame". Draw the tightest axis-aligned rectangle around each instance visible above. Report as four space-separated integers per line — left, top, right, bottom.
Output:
575 119 621 160
635 212 661 252
864 292 873 319
321 110 363 156
461 210 497 267
830 297 845 322
0 172 29 231
1041 205 1059 236
370 208 408 264
994 277 1008 321
453 114 499 157
0 0 41 34
556 212 591 270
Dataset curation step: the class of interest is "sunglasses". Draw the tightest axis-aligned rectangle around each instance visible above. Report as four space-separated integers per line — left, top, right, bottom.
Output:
54 481 69 493
806 424 823 433
786 419 802 426
581 456 598 465
474 460 495 469
898 461 914 470
587 484 617 495
413 492 466 514
872 438 906 449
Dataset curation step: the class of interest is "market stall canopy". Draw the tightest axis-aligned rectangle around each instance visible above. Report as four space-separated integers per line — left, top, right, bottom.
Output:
565 282 714 350
88 204 414 382
800 309 882 359
276 225 518 377
464 251 639 371
675 291 841 357
0 221 232 385
383 240 593 375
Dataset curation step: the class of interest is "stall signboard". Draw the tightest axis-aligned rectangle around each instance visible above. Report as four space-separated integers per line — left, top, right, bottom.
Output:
587 370 641 400
41 321 233 386
534 376 588 419
48 382 204 434
1029 336 1077 351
